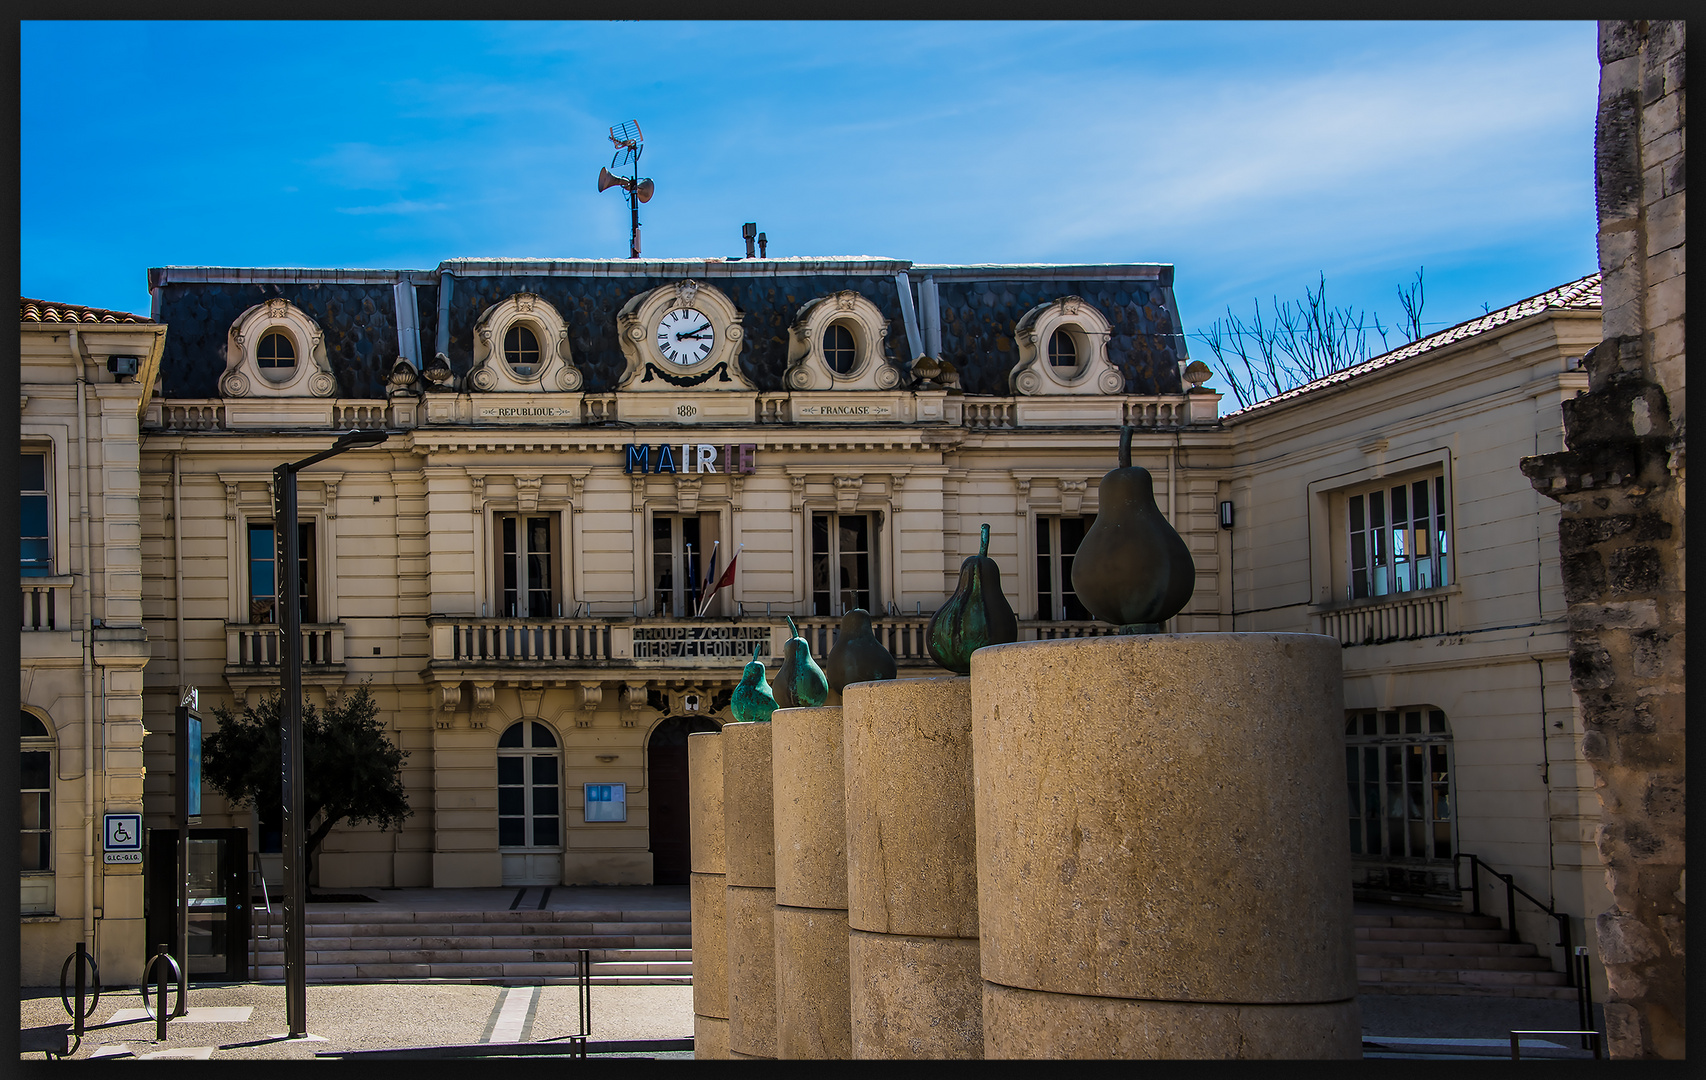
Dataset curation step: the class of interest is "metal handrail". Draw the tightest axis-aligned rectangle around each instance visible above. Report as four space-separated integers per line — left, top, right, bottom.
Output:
1457 852 1596 1049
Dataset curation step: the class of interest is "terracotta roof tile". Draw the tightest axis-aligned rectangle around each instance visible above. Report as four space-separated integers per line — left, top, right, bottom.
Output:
1223 273 1601 419
20 297 152 325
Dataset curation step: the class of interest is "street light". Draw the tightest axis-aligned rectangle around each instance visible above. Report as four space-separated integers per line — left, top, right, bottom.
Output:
273 428 391 1038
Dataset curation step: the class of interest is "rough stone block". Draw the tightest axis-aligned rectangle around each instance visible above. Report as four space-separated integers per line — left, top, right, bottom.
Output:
1647 191 1685 254
972 634 1356 1005
848 930 983 1059
726 884 776 1058
1645 274 1685 327
772 706 846 911
843 677 978 939
723 722 774 888
694 1014 730 1059
688 731 724 875
773 905 852 1058
690 871 728 1020
982 982 1362 1059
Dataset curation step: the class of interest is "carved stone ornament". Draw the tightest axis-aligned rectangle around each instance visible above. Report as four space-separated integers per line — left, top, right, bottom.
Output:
515 476 543 512
440 685 462 713
1009 295 1123 397
835 475 863 513
613 280 756 391
783 290 900 391
221 299 338 399
580 682 603 711
465 293 584 394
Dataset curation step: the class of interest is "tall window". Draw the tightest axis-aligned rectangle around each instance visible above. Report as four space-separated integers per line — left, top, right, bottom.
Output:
1347 473 1449 600
21 711 52 873
21 451 51 577
247 522 316 624
1346 708 1454 863
499 514 557 618
1036 515 1093 620
823 323 857 375
498 721 560 849
653 514 717 617
812 512 873 616
257 331 296 372
504 325 540 377
1047 329 1078 368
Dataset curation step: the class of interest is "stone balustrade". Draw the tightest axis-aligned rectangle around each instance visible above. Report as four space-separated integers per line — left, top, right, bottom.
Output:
225 622 345 667
1315 589 1454 646
20 577 72 631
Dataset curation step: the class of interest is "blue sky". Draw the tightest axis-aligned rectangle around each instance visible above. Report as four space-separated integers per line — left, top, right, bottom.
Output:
21 20 1599 347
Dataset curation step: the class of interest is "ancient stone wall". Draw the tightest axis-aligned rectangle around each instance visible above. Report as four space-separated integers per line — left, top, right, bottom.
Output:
1520 18 1686 1060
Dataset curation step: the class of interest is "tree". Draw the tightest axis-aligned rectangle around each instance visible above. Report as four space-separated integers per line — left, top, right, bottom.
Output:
203 683 410 886
1191 268 1427 410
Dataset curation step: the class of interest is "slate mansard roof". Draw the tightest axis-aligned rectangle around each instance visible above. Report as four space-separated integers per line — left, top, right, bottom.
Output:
147 258 1188 400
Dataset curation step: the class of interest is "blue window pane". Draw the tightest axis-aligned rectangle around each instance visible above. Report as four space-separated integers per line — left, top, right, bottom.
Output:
22 455 46 490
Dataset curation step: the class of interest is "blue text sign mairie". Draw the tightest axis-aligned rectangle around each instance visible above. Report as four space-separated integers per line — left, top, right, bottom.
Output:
625 443 757 475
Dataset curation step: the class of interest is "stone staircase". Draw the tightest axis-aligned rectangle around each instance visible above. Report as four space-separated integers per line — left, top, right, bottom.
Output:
250 906 692 985
1356 909 1576 999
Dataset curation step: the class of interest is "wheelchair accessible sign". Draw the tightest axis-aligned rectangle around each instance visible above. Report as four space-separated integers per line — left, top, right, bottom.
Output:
104 813 142 864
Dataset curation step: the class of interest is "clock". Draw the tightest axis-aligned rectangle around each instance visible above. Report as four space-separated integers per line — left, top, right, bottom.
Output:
655 307 715 366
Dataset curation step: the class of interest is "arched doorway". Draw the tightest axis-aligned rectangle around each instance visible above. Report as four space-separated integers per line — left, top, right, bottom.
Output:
647 716 721 885
498 720 564 886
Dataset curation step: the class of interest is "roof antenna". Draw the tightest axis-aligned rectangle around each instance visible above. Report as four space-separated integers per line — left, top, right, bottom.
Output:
597 121 653 258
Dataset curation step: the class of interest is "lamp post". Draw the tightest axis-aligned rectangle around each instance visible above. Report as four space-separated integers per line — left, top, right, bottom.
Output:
273 428 390 1037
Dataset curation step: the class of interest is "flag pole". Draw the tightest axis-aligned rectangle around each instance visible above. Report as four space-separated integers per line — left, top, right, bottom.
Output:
697 543 742 618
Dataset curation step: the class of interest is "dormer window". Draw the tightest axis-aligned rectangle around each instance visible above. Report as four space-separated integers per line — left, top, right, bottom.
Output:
1047 329 1078 370
505 325 541 379
824 323 858 375
257 331 297 380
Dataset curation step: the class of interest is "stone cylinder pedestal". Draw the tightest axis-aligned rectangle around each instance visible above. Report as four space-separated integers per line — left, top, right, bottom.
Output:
771 706 852 1058
688 730 729 1059
971 633 1362 1059
843 676 984 1059
723 721 777 1060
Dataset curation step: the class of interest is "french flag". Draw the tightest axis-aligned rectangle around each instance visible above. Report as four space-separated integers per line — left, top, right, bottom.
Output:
696 544 741 616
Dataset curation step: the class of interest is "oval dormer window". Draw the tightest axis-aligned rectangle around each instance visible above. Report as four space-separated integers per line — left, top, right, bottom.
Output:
257 331 297 381
824 323 857 375
505 325 541 378
1047 329 1078 369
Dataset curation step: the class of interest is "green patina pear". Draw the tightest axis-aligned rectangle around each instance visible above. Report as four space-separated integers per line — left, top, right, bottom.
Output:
773 615 830 709
926 522 1019 675
729 644 779 724
1070 425 1195 633
824 608 897 693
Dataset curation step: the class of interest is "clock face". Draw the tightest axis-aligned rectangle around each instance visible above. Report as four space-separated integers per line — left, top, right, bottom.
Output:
655 307 714 366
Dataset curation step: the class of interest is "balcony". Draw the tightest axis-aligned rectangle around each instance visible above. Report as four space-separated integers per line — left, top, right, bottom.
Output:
1314 588 1456 646
427 614 1125 673
20 577 72 631
226 622 347 667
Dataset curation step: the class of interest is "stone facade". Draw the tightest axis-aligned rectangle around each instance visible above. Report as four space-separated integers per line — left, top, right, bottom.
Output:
18 301 165 986
1519 19 1686 1060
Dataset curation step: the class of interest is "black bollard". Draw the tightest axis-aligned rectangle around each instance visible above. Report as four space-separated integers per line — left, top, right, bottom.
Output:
74 942 87 1040
155 943 170 1042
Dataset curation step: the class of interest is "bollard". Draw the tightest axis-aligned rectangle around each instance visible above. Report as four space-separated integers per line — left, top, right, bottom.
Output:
60 942 102 1040
144 945 183 1042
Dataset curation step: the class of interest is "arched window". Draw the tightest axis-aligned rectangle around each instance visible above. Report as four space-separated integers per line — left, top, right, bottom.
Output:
257 331 297 373
504 325 541 378
823 323 857 375
497 721 560 849
1346 707 1456 895
1047 328 1078 369
21 711 52 873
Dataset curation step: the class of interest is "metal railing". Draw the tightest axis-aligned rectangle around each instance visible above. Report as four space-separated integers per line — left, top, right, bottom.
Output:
1458 852 1597 1049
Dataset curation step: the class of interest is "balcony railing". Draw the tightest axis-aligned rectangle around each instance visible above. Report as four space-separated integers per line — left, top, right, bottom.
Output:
226 622 346 667
427 614 1126 669
1315 589 1453 646
20 578 72 631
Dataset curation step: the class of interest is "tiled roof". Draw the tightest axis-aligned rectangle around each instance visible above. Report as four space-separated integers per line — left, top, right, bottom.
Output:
21 297 152 325
1224 273 1601 419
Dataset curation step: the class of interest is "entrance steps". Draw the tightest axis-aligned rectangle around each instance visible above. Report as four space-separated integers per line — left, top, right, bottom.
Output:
251 908 693 985
1356 911 1575 999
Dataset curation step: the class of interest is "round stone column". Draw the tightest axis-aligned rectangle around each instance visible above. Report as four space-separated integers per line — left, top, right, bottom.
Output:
971 633 1362 1059
771 705 852 1059
722 721 777 1059
688 730 729 1059
843 676 984 1059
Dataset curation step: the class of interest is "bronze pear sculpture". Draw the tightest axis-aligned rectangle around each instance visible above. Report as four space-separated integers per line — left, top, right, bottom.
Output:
1070 425 1194 632
773 615 829 708
729 644 779 723
823 608 897 693
926 522 1019 675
